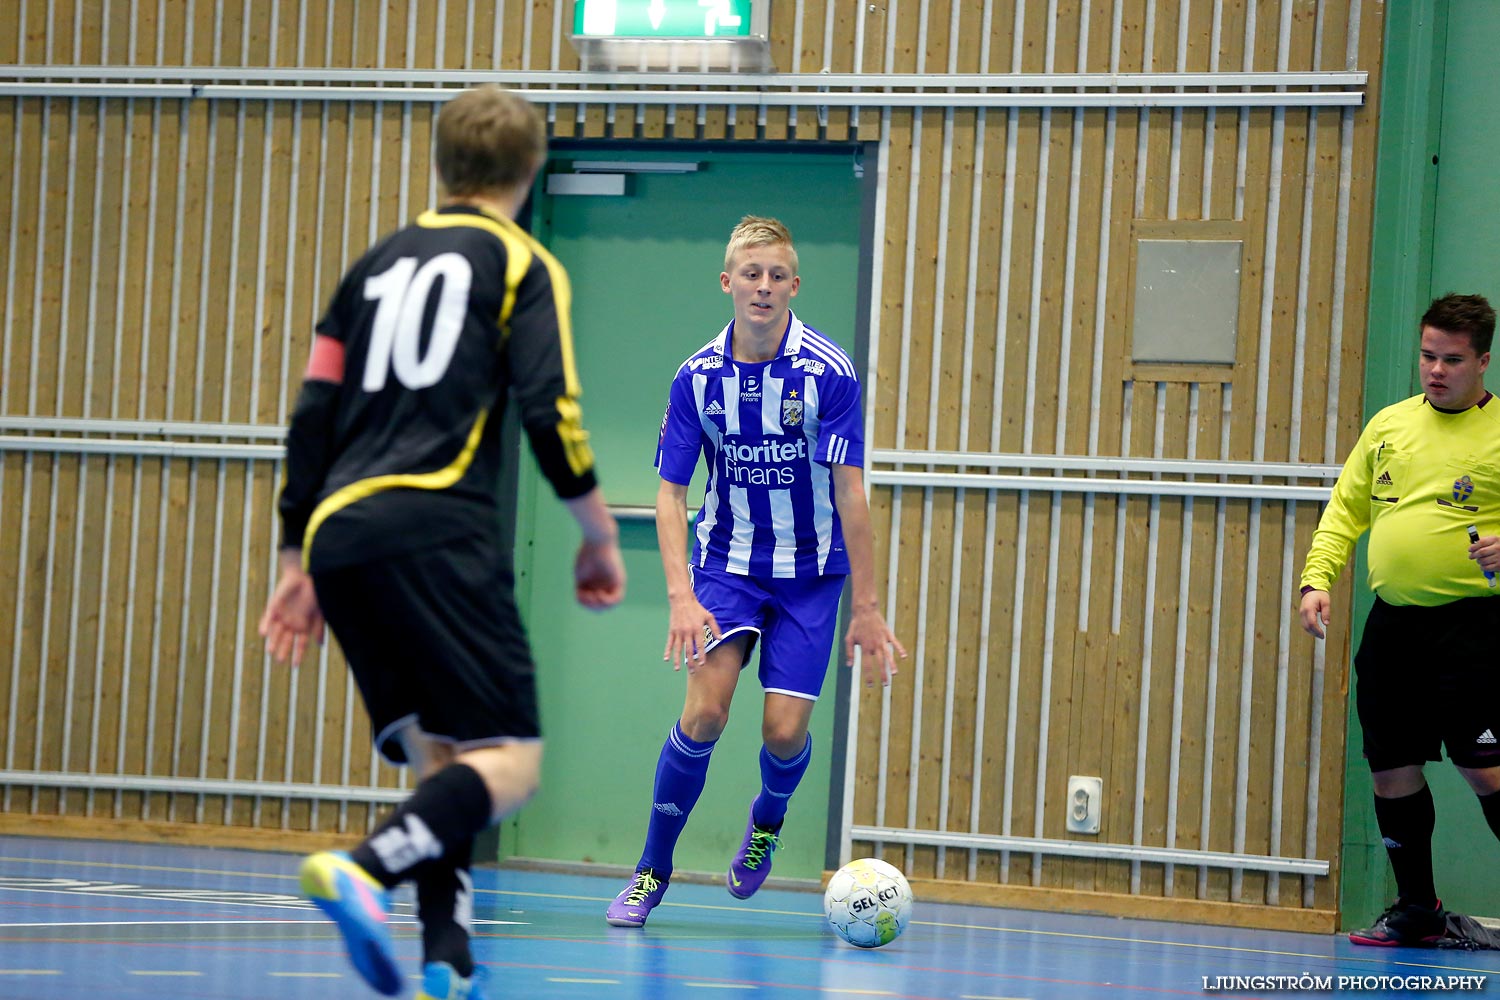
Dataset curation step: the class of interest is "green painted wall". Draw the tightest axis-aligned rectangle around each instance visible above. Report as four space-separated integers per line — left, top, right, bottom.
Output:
498 148 865 881
1352 0 1500 926
1422 0 1500 919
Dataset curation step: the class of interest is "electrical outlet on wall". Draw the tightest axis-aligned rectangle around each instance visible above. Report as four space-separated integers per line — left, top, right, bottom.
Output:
1066 775 1102 834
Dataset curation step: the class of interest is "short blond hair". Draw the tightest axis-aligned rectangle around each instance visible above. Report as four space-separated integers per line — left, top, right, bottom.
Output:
434 86 546 197
723 215 798 274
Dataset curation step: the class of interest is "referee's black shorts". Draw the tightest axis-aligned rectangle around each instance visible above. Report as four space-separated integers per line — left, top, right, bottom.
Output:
1354 595 1500 771
313 533 540 765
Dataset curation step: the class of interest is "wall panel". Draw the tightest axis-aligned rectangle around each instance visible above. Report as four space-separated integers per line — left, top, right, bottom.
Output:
1 0 1381 928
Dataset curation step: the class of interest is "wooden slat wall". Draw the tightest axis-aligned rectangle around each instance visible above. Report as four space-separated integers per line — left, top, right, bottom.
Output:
854 0 1381 930
0 0 1383 922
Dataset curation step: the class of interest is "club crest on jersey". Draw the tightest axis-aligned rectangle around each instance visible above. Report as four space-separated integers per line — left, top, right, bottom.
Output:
1454 475 1475 504
792 357 826 376
689 354 724 371
782 398 804 425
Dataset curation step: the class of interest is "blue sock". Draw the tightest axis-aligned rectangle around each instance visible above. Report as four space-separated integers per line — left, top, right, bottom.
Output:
751 733 812 829
638 722 716 877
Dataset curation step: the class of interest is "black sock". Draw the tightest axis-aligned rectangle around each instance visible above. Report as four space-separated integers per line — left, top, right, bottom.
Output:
352 762 492 888
1373 784 1437 908
417 839 475 978
1479 788 1500 842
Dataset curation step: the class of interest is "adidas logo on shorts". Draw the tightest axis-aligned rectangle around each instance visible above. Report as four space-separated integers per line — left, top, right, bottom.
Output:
1478 729 1497 745
1375 471 1394 487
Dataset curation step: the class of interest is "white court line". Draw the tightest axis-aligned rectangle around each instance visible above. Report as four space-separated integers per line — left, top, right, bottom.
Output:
0 886 434 922
0 885 323 913
128 970 202 976
548 978 622 985
683 985 757 991
0 919 328 928
269 972 342 978
0 970 61 975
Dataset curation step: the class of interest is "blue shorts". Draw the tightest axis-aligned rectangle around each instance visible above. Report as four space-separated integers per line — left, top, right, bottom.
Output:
692 565 847 701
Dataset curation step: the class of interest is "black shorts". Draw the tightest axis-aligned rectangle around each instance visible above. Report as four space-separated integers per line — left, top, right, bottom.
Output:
1353 596 1500 771
312 533 540 764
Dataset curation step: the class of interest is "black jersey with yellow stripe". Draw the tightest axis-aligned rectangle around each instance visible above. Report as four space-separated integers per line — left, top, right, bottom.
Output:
285 204 596 572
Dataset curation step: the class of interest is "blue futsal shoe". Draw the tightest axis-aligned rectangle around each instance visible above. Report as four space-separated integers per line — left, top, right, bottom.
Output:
605 867 669 927
726 808 782 900
298 851 402 996
416 961 488 1000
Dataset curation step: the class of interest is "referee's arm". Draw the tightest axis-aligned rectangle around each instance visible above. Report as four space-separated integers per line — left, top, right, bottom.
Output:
1297 421 1378 637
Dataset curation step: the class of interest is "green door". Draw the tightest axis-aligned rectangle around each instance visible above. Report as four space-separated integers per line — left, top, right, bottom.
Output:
502 147 866 881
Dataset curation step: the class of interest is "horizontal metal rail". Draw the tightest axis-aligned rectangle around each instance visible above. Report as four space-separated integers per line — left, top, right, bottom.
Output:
0 436 1339 500
0 416 286 441
0 65 1367 88
0 435 281 460
0 770 408 804
870 448 1343 480
610 505 660 521
868 468 1332 500
0 80 1365 108
848 825 1329 876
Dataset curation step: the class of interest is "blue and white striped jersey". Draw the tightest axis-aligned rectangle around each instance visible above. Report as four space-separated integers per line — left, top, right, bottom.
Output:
655 312 863 579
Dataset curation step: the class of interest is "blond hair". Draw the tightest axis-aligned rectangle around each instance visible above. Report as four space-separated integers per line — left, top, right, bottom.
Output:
434 86 547 197
723 215 799 274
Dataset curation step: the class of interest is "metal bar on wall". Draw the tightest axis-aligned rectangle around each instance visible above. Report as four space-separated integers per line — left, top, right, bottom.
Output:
0 65 1370 88
0 770 406 804
0 81 1368 109
847 824 1328 875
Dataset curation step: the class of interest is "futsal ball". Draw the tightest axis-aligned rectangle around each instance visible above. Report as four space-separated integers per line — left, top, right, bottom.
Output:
823 857 913 948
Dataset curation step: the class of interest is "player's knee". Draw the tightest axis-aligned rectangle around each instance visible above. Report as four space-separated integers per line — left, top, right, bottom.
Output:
761 723 808 759
457 744 543 818
1457 764 1500 796
681 708 729 742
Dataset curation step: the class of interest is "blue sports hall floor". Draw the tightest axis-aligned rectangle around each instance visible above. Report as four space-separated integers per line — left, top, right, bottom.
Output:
1 835 1496 999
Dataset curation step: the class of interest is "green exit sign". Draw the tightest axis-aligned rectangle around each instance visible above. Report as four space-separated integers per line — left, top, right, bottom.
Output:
574 0 756 38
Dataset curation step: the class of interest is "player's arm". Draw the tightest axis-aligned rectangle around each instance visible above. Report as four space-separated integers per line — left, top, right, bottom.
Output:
566 488 626 609
506 249 625 609
260 333 344 664
653 371 719 669
831 463 906 687
655 476 718 670
1297 419 1379 639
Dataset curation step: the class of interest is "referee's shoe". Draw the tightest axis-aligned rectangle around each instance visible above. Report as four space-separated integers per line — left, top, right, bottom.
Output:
1348 898 1446 947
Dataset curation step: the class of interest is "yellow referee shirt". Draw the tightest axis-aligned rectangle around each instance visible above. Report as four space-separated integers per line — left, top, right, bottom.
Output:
1300 394 1500 606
